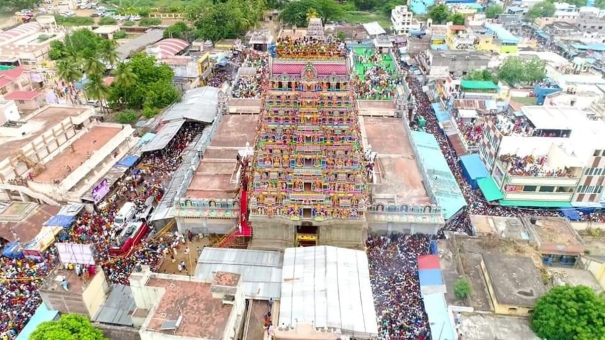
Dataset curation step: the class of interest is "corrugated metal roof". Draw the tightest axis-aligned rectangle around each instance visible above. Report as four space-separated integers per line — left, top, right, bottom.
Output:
161 87 220 124
279 246 378 338
92 285 135 326
117 29 164 60
141 119 185 153
195 248 283 300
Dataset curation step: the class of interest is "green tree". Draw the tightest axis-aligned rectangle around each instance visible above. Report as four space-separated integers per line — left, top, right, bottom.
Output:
279 0 343 27
498 56 546 85
108 54 179 109
83 57 106 76
454 278 471 299
0 0 38 11
30 314 107 340
48 41 67 60
163 21 191 39
447 13 465 25
99 40 119 68
85 74 111 113
526 1 555 19
111 62 138 108
485 4 504 19
428 4 450 24
56 60 82 84
531 285 605 340
354 0 379 11
195 2 243 41
465 69 498 84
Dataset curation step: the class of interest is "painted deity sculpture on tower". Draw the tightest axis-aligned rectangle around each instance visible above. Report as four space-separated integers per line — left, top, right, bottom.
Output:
248 33 370 222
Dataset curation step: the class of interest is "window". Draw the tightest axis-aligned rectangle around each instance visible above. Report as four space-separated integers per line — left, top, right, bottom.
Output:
523 186 537 192
539 186 555 192
18 100 25 104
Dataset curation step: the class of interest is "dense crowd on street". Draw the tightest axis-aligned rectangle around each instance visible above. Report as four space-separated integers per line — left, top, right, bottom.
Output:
0 250 58 336
367 234 432 340
0 122 205 339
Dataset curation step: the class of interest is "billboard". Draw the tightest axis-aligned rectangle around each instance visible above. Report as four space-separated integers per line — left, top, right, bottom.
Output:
91 178 109 204
55 243 96 265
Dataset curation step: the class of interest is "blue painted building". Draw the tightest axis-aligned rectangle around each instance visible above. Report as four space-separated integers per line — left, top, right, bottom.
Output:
534 80 562 105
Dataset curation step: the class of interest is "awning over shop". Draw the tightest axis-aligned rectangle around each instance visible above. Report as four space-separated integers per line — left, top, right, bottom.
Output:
43 215 75 229
460 80 499 90
560 208 581 221
477 177 504 202
115 155 139 168
499 200 572 208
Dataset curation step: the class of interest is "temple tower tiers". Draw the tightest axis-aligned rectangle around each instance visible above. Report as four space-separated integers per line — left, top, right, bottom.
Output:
306 18 325 40
248 35 370 250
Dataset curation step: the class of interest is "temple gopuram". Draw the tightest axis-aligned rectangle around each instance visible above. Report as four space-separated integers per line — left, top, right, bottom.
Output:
247 33 370 250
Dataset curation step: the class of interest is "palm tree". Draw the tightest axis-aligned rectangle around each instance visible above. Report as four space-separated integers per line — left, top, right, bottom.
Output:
306 8 319 23
85 74 110 114
99 40 119 68
56 60 81 85
83 57 106 76
112 62 138 109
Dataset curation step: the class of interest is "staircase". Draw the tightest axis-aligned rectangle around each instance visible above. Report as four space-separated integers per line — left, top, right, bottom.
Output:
16 151 45 176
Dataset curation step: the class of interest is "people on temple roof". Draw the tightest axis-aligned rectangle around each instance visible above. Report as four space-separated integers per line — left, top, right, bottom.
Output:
499 154 573 177
352 49 401 100
275 36 346 58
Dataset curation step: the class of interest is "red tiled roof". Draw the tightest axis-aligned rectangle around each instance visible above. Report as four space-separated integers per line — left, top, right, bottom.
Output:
4 90 41 101
0 66 25 80
272 63 347 76
154 38 189 56
0 77 12 88
450 25 467 31
0 23 40 43
103 77 114 86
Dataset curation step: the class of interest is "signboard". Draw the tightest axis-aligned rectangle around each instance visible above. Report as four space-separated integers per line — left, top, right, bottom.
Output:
91 178 110 204
55 243 96 265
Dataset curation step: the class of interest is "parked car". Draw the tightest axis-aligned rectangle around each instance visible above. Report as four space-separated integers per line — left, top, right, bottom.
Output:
61 10 75 17
90 12 100 17
130 15 141 21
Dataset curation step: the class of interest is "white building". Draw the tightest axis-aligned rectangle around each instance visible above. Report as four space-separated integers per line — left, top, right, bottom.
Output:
391 6 421 35
0 104 137 204
478 106 605 207
554 3 580 22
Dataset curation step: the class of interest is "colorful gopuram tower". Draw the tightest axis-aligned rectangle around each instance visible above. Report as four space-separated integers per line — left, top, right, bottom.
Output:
247 35 370 250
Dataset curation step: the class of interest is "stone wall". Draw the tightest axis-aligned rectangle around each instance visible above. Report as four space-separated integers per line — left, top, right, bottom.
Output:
95 323 141 340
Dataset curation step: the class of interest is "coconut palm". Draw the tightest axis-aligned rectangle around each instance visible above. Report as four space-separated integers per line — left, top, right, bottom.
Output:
56 60 81 84
111 62 138 109
85 74 110 114
99 39 119 68
83 57 106 76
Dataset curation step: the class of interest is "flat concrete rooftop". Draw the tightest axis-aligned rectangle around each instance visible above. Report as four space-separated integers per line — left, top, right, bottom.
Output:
362 117 430 205
483 253 546 308
35 126 121 183
471 215 532 241
548 267 603 293
459 314 539 340
0 203 59 242
525 217 585 255
186 115 258 200
145 278 232 338
0 106 88 160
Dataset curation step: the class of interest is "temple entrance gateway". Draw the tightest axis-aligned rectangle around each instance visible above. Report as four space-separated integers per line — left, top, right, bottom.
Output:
296 223 318 246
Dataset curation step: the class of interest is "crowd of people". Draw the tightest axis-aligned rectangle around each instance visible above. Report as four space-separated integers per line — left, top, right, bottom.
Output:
352 49 402 100
499 154 573 178
367 234 432 340
0 122 206 339
231 52 268 99
457 117 484 148
0 249 59 336
275 36 346 59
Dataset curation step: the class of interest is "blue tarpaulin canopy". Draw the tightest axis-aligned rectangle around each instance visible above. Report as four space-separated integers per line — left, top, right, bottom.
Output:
116 155 139 168
43 215 76 228
2 241 23 259
460 154 490 189
560 208 581 221
418 269 444 286
430 103 450 123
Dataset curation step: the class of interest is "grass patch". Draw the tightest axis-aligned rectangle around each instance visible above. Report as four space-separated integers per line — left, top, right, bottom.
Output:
512 97 538 105
139 17 162 26
341 11 392 30
113 30 127 39
99 17 118 25
123 21 135 26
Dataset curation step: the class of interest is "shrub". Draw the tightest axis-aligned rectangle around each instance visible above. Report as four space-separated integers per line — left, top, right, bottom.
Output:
99 17 117 25
138 8 150 17
55 15 94 26
114 110 139 124
123 21 135 26
139 18 162 26
37 34 51 42
113 31 127 39
142 106 159 118
454 278 471 299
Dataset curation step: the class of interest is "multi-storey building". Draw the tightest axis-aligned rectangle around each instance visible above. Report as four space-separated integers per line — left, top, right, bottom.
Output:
446 25 476 50
577 6 605 33
391 6 421 35
478 106 605 207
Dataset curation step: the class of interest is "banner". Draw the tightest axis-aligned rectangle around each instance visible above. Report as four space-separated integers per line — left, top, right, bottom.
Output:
91 178 109 204
56 242 96 265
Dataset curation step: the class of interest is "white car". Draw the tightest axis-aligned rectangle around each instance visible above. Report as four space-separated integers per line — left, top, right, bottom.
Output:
61 10 75 16
130 15 141 21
